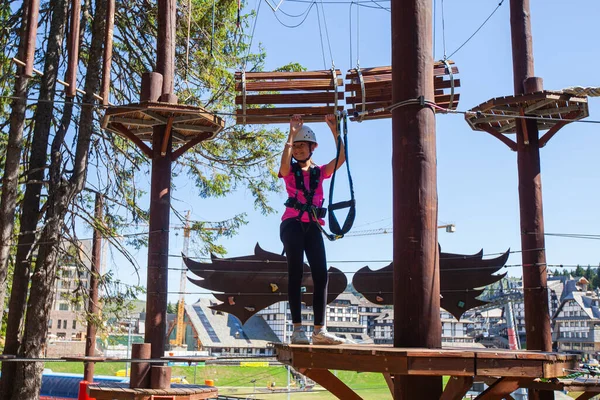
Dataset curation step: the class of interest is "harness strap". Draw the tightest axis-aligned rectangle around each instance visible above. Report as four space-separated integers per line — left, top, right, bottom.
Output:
290 163 321 222
327 111 356 237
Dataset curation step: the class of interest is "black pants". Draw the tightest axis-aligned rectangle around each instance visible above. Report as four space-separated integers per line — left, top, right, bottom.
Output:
280 219 328 326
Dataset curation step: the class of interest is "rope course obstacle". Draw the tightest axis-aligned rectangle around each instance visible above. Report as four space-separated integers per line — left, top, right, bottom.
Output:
234 69 344 124
345 60 460 121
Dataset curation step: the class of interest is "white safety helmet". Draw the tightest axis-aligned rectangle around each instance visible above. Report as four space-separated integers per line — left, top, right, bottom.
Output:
293 126 318 144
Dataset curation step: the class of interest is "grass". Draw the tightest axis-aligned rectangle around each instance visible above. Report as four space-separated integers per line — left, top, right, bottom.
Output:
43 363 455 399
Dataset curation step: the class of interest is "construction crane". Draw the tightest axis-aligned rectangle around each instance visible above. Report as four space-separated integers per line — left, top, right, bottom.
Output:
173 211 191 348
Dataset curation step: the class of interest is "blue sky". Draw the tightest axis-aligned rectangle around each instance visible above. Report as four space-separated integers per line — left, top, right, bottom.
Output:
106 0 600 306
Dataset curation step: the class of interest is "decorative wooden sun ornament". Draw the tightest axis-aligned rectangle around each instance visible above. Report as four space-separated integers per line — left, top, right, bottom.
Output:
102 102 224 159
345 60 460 121
465 90 589 150
234 70 345 124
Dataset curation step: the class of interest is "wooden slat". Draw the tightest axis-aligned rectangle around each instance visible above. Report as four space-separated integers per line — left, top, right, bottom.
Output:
237 106 342 116
235 92 344 105
440 376 474 400
345 60 456 78
346 78 460 94
235 79 343 92
236 70 341 80
347 93 460 105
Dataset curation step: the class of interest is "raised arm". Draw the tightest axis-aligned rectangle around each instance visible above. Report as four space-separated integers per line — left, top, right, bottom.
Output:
322 114 345 177
279 115 303 177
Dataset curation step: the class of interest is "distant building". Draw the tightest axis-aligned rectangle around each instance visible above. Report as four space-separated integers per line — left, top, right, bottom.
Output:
553 288 600 359
47 240 92 342
357 297 385 338
184 298 279 356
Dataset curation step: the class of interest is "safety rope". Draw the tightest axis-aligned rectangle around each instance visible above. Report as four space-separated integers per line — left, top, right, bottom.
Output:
326 111 356 239
562 86 600 97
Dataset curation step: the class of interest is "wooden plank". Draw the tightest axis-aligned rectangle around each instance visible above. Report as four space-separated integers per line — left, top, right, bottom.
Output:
237 106 342 116
347 93 460 105
300 369 363 400
237 70 341 79
407 356 474 376
440 376 474 400
475 377 527 400
288 348 409 374
174 124 219 133
235 79 343 92
345 61 456 78
235 91 344 105
476 358 543 377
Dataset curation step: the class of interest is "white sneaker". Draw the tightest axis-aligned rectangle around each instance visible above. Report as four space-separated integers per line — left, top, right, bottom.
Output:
291 328 310 345
312 329 345 345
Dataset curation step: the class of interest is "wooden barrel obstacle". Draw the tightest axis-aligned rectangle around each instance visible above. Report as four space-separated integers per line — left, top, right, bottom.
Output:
235 69 344 124
345 60 460 121
465 90 590 150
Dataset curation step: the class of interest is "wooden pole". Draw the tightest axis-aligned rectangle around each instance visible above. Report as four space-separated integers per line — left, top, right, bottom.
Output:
144 0 177 361
392 0 441 398
66 0 81 97
84 193 103 382
509 1 552 399
24 0 40 78
100 0 115 105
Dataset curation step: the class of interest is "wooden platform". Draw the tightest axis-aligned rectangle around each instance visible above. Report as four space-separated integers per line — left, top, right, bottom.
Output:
272 343 582 399
88 382 218 400
465 90 589 150
102 102 224 144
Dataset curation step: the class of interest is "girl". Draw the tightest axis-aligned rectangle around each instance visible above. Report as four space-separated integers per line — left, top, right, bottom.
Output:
279 114 346 345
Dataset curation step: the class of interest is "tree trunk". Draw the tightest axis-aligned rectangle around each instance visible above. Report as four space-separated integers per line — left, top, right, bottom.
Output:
0 0 69 397
10 0 107 396
0 0 31 336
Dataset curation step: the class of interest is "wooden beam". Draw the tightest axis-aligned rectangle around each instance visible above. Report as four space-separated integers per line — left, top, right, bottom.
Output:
477 125 518 151
110 123 153 158
440 376 474 400
171 134 210 161
575 393 598 400
299 369 363 400
383 373 394 395
144 110 169 123
538 111 581 147
161 117 174 156
476 377 526 400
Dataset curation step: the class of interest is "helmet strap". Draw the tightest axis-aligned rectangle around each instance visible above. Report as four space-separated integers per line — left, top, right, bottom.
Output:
292 153 313 164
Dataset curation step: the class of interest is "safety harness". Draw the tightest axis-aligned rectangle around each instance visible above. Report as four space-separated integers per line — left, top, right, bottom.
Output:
283 112 356 241
284 163 327 222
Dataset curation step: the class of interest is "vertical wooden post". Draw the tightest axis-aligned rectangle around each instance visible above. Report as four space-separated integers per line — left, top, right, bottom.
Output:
130 343 152 388
24 0 41 78
144 0 177 362
66 0 81 97
392 0 441 399
100 0 116 105
84 194 103 382
509 1 552 398
157 0 176 97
